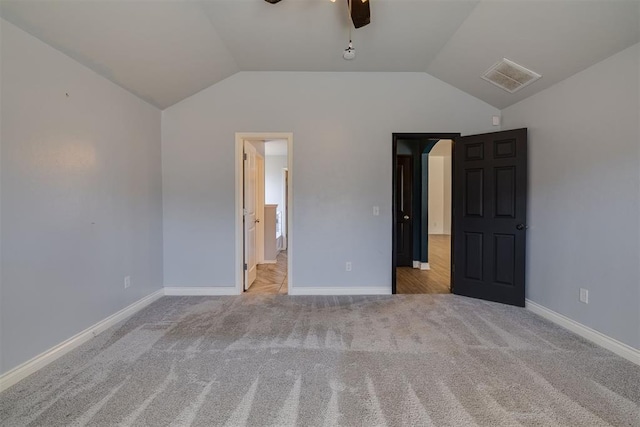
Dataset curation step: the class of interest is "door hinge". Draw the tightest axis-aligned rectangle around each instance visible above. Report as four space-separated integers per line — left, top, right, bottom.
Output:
243 263 248 271
452 264 455 273
243 153 247 161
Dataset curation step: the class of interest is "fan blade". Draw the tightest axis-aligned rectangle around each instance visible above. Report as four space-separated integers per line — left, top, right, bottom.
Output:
350 0 370 28
264 0 282 4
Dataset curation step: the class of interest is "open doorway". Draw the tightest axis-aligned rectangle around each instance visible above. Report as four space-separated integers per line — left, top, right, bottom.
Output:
236 133 292 295
392 133 458 294
393 129 528 305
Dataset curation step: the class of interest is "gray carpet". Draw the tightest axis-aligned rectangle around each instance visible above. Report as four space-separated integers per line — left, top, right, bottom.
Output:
1 295 639 426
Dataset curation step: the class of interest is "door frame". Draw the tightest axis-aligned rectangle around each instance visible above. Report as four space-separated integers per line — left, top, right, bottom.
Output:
281 168 289 250
392 133 460 294
256 154 265 264
235 132 293 295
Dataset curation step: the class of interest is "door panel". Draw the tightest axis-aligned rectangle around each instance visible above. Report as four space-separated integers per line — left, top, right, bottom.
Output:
494 234 515 285
244 142 257 289
464 232 483 281
453 129 527 306
396 155 413 266
464 169 484 217
495 167 516 218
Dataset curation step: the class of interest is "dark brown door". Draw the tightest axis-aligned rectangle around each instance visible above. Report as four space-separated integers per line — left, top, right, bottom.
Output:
396 155 413 267
452 129 527 306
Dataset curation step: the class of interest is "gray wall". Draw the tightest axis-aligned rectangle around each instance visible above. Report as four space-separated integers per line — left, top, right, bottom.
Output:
1 20 164 374
162 71 499 289
502 43 640 349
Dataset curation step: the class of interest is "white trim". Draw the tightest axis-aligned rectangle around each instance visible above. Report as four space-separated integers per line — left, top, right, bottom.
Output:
281 168 288 250
286 139 293 294
164 287 240 296
289 286 391 296
412 261 430 270
526 299 640 366
236 133 293 296
235 135 244 295
0 289 164 393
256 153 265 265
260 260 278 265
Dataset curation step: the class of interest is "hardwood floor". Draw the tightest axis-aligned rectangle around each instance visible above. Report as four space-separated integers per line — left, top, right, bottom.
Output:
247 236 449 295
397 234 451 294
246 250 288 294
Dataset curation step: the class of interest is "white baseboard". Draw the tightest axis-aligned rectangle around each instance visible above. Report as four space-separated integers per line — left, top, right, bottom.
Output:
164 287 240 296
412 261 430 270
0 289 164 393
525 299 640 366
289 286 391 296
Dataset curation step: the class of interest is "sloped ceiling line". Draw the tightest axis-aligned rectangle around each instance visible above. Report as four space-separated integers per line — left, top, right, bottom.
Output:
1 0 638 110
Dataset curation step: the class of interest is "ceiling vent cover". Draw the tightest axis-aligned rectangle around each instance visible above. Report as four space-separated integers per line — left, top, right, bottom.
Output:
482 58 541 93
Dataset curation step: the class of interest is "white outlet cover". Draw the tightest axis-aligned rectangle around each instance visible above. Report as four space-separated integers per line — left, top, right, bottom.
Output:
373 206 380 216
579 288 588 304
124 276 131 289
346 262 352 272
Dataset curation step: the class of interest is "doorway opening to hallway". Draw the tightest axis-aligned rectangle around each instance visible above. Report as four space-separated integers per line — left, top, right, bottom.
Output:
392 129 528 306
236 133 292 295
392 133 457 295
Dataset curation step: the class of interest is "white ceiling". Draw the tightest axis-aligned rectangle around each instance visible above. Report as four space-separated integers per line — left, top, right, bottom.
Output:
1 0 638 109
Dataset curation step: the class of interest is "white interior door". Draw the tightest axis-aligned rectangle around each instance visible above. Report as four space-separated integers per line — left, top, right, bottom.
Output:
244 141 258 289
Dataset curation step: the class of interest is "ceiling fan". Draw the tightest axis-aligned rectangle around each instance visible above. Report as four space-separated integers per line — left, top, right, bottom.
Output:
264 0 371 29
265 0 370 59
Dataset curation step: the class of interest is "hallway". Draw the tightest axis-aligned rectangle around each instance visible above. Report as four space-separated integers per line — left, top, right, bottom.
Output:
246 250 288 294
397 234 451 294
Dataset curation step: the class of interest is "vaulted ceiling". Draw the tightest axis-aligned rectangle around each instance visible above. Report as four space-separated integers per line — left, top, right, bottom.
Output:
2 0 638 109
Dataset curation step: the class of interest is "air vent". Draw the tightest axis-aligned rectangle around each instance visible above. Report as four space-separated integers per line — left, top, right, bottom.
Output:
482 59 541 93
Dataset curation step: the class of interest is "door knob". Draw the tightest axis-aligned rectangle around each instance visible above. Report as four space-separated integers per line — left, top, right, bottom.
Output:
516 223 526 230
404 215 410 220
255 219 260 223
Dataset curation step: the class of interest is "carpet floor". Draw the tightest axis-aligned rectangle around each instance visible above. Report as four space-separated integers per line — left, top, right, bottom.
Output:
1 295 638 426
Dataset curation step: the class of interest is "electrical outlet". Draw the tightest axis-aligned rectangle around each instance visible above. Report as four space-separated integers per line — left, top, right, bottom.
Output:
345 262 352 272
124 276 131 289
579 288 588 304
373 206 380 216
